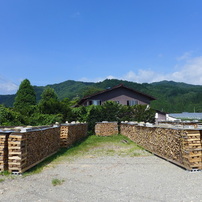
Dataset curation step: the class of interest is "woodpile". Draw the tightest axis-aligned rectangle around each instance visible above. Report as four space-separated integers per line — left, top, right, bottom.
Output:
8 126 60 173
0 132 10 172
60 123 88 148
120 123 202 171
95 122 118 136
182 130 202 170
1 121 202 173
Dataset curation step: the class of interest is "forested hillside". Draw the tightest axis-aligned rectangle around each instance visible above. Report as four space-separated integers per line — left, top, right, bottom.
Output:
1 79 202 113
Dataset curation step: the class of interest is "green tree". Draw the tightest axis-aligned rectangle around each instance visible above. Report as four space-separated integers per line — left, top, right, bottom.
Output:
100 101 121 121
0 105 25 126
38 87 61 114
14 79 36 115
41 86 58 101
132 105 155 123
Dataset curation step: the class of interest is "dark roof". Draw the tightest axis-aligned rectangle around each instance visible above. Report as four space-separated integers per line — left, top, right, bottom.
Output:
76 84 156 106
155 109 167 115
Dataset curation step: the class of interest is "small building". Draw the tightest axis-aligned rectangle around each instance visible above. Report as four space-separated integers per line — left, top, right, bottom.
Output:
76 84 156 107
155 110 167 122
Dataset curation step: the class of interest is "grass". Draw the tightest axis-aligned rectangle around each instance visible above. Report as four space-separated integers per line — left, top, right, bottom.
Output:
0 171 11 176
24 134 149 175
0 179 4 183
53 134 147 160
51 178 65 186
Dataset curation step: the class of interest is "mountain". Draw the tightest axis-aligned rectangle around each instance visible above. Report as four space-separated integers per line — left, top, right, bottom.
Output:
1 79 202 113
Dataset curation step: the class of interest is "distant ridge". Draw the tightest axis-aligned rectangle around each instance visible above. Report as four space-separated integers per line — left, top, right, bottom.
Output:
1 79 202 113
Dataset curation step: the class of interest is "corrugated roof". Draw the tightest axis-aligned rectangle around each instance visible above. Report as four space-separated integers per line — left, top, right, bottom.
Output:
169 112 202 119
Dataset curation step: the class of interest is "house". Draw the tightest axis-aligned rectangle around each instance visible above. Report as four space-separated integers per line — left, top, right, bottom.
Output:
76 84 156 107
155 110 167 123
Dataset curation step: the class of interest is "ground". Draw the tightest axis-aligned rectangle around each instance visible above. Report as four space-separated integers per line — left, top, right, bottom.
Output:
0 155 202 202
0 136 202 202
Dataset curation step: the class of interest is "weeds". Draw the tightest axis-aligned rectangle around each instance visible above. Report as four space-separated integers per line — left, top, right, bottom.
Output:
52 178 65 186
0 179 4 183
0 171 11 176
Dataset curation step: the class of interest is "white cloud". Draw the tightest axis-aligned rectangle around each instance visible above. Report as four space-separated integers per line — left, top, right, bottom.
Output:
80 55 202 85
80 77 105 83
121 70 167 83
0 76 18 95
176 51 192 61
170 56 202 84
127 56 202 84
80 75 116 83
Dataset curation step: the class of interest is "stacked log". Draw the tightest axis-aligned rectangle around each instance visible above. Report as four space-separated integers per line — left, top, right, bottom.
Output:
8 126 60 174
8 133 27 173
120 123 202 170
181 130 202 170
60 123 88 148
0 132 10 172
95 122 118 136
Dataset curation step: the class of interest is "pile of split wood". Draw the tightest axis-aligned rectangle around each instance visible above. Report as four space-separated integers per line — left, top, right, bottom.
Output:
120 123 202 170
0 132 10 172
8 127 60 173
95 122 118 136
60 123 88 147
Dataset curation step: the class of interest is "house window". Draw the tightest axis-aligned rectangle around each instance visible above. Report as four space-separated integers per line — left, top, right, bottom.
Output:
91 100 101 105
127 100 138 106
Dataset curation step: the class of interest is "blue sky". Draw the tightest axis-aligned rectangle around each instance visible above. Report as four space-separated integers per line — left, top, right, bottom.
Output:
1 0 202 94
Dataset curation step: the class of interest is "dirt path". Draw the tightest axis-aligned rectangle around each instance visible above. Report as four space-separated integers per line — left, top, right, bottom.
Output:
0 155 202 202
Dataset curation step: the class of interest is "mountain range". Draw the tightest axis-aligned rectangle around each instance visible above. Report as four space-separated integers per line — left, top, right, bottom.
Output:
1 79 202 113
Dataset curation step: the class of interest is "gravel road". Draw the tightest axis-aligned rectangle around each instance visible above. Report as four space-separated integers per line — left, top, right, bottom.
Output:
0 155 202 202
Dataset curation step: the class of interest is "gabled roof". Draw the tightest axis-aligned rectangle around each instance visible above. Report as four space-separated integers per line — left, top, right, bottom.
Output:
76 84 156 106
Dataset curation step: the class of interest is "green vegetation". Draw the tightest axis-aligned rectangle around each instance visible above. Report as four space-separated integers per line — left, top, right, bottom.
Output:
0 79 155 127
72 101 155 133
51 178 65 186
1 79 202 113
0 171 11 176
0 179 4 183
14 79 36 116
2 78 201 126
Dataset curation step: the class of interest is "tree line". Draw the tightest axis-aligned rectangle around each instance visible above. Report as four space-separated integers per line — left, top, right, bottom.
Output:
0 79 155 132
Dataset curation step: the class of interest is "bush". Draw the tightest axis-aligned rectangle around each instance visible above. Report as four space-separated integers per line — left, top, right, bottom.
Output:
72 101 156 133
0 105 25 126
29 113 63 126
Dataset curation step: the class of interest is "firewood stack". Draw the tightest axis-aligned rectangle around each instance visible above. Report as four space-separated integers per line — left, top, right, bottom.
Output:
181 130 202 170
8 133 27 173
120 122 202 171
60 123 88 148
0 132 10 172
8 126 60 174
95 122 118 136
